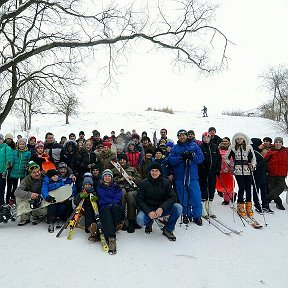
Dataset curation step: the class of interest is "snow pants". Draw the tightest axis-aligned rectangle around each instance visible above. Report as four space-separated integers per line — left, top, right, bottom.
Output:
100 205 123 238
199 172 216 201
235 175 252 203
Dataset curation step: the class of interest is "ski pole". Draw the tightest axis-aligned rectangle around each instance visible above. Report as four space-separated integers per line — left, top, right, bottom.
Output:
250 168 268 227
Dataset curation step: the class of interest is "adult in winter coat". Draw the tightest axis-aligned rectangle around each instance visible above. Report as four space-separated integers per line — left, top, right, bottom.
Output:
15 161 47 226
198 132 221 218
250 138 273 213
98 142 116 171
125 141 142 169
60 140 78 169
225 132 256 217
264 137 288 210
96 169 123 254
208 127 222 147
44 132 62 165
8 138 31 204
0 134 13 206
150 147 173 180
136 162 182 241
112 154 142 233
168 129 204 226
215 137 236 205
137 148 154 180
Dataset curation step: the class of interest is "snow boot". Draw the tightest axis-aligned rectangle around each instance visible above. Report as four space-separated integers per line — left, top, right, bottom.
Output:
88 223 98 241
48 223 54 233
108 237 117 255
182 215 189 224
193 217 203 226
237 203 246 217
205 200 216 218
127 220 136 233
201 201 208 218
162 227 176 241
145 225 152 234
18 218 30 226
276 203 285 210
245 202 254 217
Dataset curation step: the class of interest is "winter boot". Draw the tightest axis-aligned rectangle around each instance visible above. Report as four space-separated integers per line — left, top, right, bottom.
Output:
162 227 176 241
201 201 208 219
276 203 285 210
245 202 254 217
127 220 136 233
182 215 189 224
237 203 246 217
48 223 54 233
193 217 203 226
205 200 216 218
18 218 30 226
108 237 117 255
145 225 152 234
88 223 98 241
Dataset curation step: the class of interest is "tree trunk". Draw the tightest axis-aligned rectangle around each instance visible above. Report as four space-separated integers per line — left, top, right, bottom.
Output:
65 113 69 124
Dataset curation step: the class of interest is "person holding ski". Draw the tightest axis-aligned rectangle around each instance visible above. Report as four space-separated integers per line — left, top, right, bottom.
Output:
225 133 256 217
136 162 182 241
168 129 204 226
96 169 123 254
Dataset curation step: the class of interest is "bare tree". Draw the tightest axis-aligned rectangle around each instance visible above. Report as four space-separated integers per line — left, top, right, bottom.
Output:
259 65 288 132
0 0 230 127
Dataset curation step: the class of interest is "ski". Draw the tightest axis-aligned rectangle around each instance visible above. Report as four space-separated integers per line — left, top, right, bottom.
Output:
111 159 137 189
67 199 85 240
231 207 263 229
90 195 109 252
203 217 232 235
210 218 242 235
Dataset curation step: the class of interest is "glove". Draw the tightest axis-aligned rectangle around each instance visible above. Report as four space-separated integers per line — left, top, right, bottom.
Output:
90 195 98 202
181 151 194 161
80 192 88 199
46 195 56 203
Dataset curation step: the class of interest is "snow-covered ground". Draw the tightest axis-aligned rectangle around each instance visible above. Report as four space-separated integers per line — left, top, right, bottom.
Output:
1 111 287 288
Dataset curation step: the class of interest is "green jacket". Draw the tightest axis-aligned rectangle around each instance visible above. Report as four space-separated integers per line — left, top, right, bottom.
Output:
10 149 31 179
0 143 13 173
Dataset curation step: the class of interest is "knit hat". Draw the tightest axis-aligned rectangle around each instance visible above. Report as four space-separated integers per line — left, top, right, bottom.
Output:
0 134 4 141
251 138 262 152
35 140 44 149
118 154 128 161
79 131 85 136
29 136 36 142
58 162 68 169
177 129 188 137
263 137 272 143
46 169 58 178
5 133 13 140
92 130 100 136
83 177 93 187
208 127 216 132
274 137 283 144
17 138 27 145
202 132 211 138
149 162 162 172
102 169 113 179
166 142 174 148
28 161 40 174
102 141 112 148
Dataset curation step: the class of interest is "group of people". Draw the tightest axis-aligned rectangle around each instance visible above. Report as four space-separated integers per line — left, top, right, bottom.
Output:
0 127 287 254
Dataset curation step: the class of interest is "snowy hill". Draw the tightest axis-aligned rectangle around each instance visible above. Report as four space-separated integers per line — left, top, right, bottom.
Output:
1 111 288 288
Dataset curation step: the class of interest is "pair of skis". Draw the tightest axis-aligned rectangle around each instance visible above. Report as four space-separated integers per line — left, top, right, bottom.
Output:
231 207 263 229
203 216 242 235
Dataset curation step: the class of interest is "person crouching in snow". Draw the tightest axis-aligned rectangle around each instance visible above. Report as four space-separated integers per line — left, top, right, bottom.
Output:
198 132 221 219
136 162 183 241
225 133 256 217
96 169 123 255
74 176 98 241
41 169 65 233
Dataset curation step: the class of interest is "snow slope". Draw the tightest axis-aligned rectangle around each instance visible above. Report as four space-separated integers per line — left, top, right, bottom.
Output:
0 111 287 288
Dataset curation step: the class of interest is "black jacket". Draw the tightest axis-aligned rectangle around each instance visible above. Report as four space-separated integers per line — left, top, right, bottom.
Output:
136 175 177 215
199 142 222 175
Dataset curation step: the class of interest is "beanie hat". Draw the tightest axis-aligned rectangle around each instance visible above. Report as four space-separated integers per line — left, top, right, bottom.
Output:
82 177 93 187
251 138 262 152
202 132 211 138
166 141 174 148
0 134 4 141
149 162 162 172
58 162 68 169
83 172 93 178
17 138 27 145
35 140 44 149
5 133 14 140
145 148 153 155
79 131 85 136
102 169 113 179
274 137 283 144
154 147 164 155
29 136 36 142
127 141 135 147
208 127 216 132
177 129 188 137
28 161 40 174
263 137 272 143
102 141 112 148
46 169 58 178
92 130 100 136
118 154 128 161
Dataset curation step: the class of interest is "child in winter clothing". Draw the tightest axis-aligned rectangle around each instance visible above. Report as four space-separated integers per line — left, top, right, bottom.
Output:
225 133 256 217
41 169 65 232
8 138 31 204
74 176 98 241
97 169 123 254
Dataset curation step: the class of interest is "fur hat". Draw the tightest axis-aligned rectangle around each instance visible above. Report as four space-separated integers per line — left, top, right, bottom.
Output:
46 169 58 178
149 162 162 172
274 137 283 144
102 169 113 179
263 137 272 143
5 133 14 140
35 140 44 149
0 134 4 141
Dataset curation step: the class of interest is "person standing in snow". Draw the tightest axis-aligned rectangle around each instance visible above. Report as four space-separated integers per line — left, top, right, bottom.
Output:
208 127 222 147
168 129 204 226
225 133 256 217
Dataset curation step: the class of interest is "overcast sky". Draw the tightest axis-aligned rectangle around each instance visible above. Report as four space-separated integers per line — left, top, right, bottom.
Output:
80 0 288 115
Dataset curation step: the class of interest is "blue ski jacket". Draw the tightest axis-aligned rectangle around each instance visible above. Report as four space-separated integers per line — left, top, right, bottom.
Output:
41 175 65 200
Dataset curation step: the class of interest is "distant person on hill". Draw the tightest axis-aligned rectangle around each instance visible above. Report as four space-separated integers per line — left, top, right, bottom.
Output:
202 106 208 117
208 127 222 146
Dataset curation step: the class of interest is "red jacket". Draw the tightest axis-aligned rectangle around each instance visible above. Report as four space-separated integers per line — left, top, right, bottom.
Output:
125 151 141 169
264 147 288 176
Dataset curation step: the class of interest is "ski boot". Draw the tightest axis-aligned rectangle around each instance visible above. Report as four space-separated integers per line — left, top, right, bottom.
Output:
108 237 117 255
237 203 246 217
245 202 254 217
